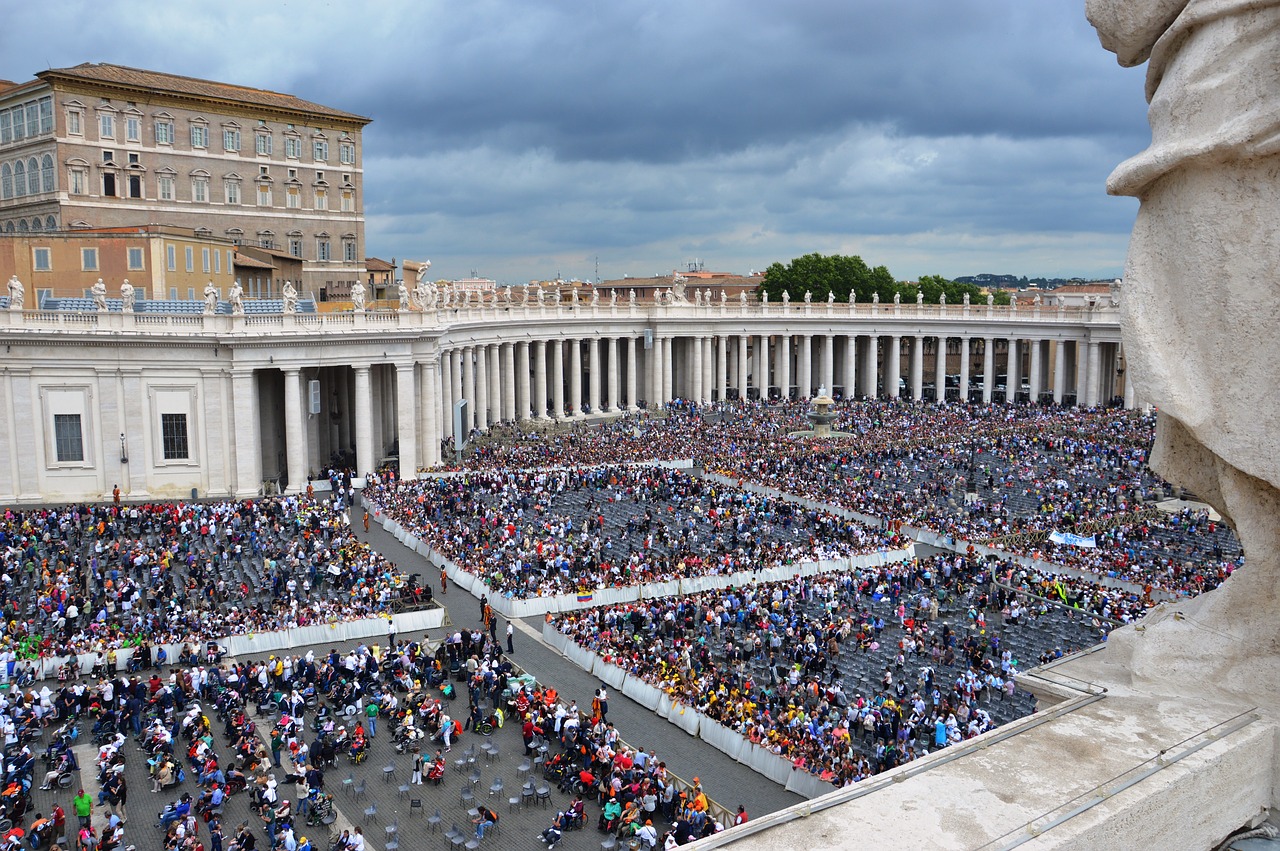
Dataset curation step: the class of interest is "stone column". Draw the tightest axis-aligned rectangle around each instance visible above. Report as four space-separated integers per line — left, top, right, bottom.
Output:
778 335 792 400
588 337 602 414
821 335 834 392
502 343 516 422
662 337 674 404
798 334 812 398
1085 340 1101 408
864 336 879 398
533 340 548 419
1029 339 1043 403
1007 339 1021 402
910 336 924 400
422 358 441 468
474 344 489 430
396 362 417 479
1051 341 1066 405
488 343 502 423
552 339 565 418
647 336 661 407
716 335 728 402
354 364 374 477
606 337 619 412
958 337 971 404
1074 340 1087 405
737 335 749 401
231 369 262 497
934 336 947 402
438 352 453 440
450 350 464 435
758 334 770 400
886 335 901 398
283 368 306 492
843 335 857 398
702 337 714 403
626 336 638 410
516 341 531 420
462 347 476 432
568 338 583 417
690 336 704 403
982 338 995 404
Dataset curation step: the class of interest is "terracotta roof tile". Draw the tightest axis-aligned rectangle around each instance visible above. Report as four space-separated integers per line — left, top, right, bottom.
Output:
233 252 275 270
39 63 370 124
364 257 395 271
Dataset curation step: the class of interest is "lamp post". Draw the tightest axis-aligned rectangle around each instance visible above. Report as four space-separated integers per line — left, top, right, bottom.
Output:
119 432 128 465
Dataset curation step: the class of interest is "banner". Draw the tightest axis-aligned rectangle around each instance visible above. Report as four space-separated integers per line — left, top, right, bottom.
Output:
1048 530 1097 548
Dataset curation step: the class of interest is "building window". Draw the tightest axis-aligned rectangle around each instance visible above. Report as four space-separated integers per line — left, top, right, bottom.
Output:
257 184 271 206
38 97 52 134
11 161 23 197
155 120 174 145
222 179 239 205
317 238 330 261
339 141 356 164
25 158 38 195
98 113 114 140
167 244 176 271
127 247 144 270
313 139 328 162
202 248 210 273
66 109 82 136
190 124 208 148
343 239 357 262
223 128 241 151
213 249 220 274
15 220 27 233
68 166 85 195
227 249 234 270
314 188 327 210
341 189 354 212
286 186 300 209
10 107 23 142
45 215 55 231
158 174 175 200
258 232 274 249
284 136 301 159
255 133 272 156
125 115 141 142
29 218 41 232
81 247 98 271
185 246 194 272
32 247 51 271
102 171 118 197
0 164 9 199
289 237 302 258
127 173 142 198
25 105 36 138
41 155 53 192
160 413 189 460
54 414 84 463
1 111 11 144
192 176 209 203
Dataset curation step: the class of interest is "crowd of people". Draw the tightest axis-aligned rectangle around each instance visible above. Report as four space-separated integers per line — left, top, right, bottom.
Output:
364 465 904 599
0 492 429 668
550 552 1109 789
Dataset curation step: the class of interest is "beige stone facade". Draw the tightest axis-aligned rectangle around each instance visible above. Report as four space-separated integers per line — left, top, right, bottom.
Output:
0 63 370 297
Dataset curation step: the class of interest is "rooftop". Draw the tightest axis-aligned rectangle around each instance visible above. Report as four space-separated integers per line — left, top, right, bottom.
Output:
37 63 371 125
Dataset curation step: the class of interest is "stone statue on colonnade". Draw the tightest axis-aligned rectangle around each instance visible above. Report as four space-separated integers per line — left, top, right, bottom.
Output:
397 281 410 311
91 278 108 311
349 280 365 312
228 280 244 315
6 275 22 311
120 279 135 313
414 259 432 285
203 282 218 314
1087 0 1280 705
282 280 298 314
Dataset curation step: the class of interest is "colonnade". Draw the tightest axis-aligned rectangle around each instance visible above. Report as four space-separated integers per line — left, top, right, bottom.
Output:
267 328 1124 488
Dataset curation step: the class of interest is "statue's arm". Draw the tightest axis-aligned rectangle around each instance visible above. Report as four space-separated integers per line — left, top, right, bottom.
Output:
1086 0 1190 66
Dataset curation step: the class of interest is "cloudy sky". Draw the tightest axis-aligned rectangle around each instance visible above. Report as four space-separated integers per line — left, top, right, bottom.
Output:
9 0 1149 284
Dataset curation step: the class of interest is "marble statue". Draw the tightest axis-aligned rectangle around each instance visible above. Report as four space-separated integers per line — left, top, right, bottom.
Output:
872 292 880 305
203 282 219 314
397 281 410 311
827 291 835 304
740 291 748 306
916 290 924 305
804 290 812 303
940 292 946 306
228 280 244 315
817 384 828 398
720 289 727 305
349 280 365 312
6 275 22 311
892 291 900 305
703 289 711 304
986 294 993 306
629 288 636 304
694 289 703 306
120 279 135 313
282 280 298 314
963 292 970 305
781 290 790 306
536 286 546 305
1032 293 1041 306
505 285 514 305
1010 294 1018 310
762 292 769 304
671 273 688 303
610 289 617 305
414 260 432 286
1086 0 1280 701
520 284 530 306
571 287 579 305
91 278 108 311
551 288 562 304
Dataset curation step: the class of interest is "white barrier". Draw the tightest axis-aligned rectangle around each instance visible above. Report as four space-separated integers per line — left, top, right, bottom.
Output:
699 719 743 762
593 655 627 689
785 767 837 798
668 700 701 736
740 742 793 787
621 676 663 711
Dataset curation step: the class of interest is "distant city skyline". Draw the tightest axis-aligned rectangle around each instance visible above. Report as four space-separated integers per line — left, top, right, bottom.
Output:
6 1 1145 284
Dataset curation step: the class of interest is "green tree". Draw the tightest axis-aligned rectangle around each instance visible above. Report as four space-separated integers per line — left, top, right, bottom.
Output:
761 253 890 303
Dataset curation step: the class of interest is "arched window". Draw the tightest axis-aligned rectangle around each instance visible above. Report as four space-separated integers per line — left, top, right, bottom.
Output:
12 161 24 197
2 222 11 233
29 218 40 232
45 215 55 231
0 163 10 199
40 154 53 193
16 220 27 233
26 157 38 195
